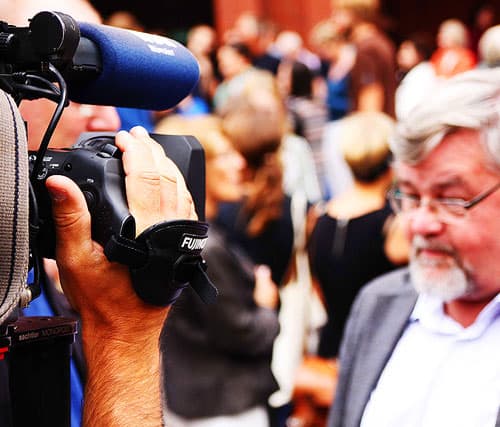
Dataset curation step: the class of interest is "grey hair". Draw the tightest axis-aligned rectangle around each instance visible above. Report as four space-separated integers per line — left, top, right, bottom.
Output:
390 68 500 166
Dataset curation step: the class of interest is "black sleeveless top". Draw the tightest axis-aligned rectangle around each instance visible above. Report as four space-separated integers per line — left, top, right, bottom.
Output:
215 196 294 286
308 202 398 357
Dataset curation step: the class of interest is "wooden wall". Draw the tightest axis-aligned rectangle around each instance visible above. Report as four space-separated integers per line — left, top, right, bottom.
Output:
212 0 500 46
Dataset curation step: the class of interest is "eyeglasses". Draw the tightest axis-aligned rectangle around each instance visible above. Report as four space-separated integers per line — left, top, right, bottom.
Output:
388 180 500 221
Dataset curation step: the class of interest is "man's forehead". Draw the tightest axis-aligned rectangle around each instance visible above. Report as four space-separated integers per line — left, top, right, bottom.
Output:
394 129 496 186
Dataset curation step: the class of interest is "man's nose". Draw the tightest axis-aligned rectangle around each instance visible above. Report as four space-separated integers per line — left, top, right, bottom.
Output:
408 204 445 237
80 105 121 131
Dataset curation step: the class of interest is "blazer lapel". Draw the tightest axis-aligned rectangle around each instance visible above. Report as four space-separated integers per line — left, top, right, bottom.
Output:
348 286 417 426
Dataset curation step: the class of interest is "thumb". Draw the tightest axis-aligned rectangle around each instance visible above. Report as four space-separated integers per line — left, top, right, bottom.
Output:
45 175 93 256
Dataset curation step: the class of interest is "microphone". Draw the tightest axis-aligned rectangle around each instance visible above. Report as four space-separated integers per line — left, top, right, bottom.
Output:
66 22 200 110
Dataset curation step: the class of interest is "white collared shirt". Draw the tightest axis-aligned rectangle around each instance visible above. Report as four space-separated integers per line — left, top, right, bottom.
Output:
360 293 500 427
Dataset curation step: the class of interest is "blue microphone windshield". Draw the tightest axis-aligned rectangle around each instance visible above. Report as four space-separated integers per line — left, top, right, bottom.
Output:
68 23 200 110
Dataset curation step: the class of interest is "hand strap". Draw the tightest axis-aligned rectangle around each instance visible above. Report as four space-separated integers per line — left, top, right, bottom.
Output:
104 220 218 306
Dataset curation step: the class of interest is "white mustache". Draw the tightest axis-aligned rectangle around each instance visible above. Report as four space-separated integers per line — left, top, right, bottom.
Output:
411 235 456 257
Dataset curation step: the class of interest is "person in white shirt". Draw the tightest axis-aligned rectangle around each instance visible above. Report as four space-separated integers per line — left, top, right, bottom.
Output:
328 68 500 427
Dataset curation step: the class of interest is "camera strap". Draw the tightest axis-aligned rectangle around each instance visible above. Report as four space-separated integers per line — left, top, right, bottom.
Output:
104 220 218 306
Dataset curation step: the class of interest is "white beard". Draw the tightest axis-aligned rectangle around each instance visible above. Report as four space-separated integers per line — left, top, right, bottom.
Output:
409 236 474 302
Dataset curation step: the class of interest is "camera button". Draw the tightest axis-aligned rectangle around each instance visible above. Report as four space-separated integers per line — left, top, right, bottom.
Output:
83 190 97 210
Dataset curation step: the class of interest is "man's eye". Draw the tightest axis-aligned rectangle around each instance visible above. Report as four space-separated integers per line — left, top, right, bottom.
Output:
402 192 419 200
438 197 466 205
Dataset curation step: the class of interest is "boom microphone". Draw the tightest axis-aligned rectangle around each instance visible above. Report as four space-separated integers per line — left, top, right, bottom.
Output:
67 22 200 110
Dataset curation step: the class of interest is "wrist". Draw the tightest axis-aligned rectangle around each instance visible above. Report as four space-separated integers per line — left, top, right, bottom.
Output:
82 327 164 427
80 307 169 350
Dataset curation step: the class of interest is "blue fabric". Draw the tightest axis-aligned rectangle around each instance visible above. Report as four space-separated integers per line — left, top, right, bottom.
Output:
117 107 155 133
176 96 210 116
23 272 83 427
326 75 350 121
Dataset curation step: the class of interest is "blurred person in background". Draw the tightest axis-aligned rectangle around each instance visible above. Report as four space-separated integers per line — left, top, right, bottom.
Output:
309 19 355 122
186 24 219 111
156 115 280 427
227 11 281 75
430 19 477 78
478 25 500 68
216 72 321 427
273 31 322 77
468 2 497 56
213 42 262 112
216 81 294 287
105 9 143 31
331 0 397 117
395 32 435 83
395 32 437 120
277 60 329 199
217 67 321 204
308 111 407 361
321 0 397 200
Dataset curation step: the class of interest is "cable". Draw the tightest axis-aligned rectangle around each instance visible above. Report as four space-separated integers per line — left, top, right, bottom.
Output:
29 64 68 181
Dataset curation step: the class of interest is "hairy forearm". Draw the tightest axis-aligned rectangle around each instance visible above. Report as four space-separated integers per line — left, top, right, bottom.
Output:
81 323 166 427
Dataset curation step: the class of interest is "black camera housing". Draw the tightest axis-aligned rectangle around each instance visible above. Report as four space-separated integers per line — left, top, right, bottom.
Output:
29 132 206 259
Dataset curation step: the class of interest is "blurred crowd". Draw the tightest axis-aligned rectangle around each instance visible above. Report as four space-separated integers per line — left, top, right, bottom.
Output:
0 0 497 426
107 2 499 427
103 1 500 426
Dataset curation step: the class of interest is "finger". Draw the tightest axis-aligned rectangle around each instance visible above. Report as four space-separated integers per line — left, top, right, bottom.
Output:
176 175 197 220
147 140 186 219
45 175 93 259
145 133 197 221
115 128 163 234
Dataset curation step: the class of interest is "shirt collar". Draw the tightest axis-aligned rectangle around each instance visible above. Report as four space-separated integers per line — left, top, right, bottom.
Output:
410 292 500 337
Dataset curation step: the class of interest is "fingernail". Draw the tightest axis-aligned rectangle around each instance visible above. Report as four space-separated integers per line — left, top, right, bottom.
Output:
130 126 149 137
47 186 67 202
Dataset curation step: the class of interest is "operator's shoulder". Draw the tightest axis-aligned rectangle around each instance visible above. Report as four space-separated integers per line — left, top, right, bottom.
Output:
360 267 413 298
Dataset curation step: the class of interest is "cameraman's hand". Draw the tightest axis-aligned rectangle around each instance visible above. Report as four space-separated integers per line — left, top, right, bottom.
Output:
45 126 195 427
45 126 196 327
116 125 197 234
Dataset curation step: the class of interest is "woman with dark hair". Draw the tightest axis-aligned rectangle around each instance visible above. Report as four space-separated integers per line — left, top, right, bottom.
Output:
217 78 294 286
156 115 280 427
216 70 310 427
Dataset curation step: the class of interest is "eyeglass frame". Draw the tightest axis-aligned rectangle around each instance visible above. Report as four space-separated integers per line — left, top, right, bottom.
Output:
387 180 500 220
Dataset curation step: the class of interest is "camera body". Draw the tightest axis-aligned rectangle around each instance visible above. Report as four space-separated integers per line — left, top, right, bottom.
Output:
29 132 206 259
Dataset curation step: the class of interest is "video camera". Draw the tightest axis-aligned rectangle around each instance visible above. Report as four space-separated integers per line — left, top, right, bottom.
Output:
0 11 212 308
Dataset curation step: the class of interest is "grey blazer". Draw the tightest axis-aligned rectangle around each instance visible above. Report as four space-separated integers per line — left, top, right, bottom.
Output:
327 268 500 427
161 224 279 419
